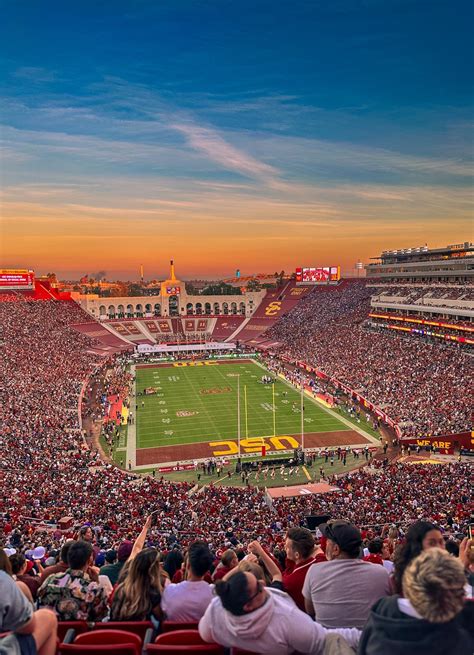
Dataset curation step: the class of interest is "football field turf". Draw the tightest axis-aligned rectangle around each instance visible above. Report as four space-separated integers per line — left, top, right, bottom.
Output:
134 359 350 450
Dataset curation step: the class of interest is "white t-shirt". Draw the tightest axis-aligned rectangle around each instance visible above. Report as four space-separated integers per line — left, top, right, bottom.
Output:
302 558 391 629
161 580 214 621
382 559 394 574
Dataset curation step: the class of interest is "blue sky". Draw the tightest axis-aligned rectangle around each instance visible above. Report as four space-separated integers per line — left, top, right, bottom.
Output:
1 0 473 277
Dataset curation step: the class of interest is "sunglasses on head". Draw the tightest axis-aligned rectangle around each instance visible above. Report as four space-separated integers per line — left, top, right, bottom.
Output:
246 580 264 603
325 520 350 546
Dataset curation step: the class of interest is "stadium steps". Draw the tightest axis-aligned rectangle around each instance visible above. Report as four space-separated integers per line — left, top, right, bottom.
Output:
232 281 311 343
71 322 132 354
226 316 251 342
136 320 158 343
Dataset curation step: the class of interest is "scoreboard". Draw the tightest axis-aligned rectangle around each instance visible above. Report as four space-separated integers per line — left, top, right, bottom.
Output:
295 266 340 283
0 269 35 290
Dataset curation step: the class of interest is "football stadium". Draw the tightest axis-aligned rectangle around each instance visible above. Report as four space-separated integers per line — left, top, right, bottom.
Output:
2 2 473 652
1 244 473 653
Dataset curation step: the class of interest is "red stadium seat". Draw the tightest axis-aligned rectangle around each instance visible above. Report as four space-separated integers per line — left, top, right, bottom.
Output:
90 621 154 640
145 629 225 653
57 622 88 643
59 629 142 655
160 621 199 633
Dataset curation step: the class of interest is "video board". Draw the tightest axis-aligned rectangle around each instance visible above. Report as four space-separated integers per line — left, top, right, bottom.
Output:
0 269 35 290
295 266 340 283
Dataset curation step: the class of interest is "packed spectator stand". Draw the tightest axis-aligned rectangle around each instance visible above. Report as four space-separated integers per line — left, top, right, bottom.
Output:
265 280 473 438
1 292 473 654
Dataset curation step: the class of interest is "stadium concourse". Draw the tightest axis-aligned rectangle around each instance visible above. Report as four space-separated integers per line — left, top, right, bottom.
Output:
1 287 473 654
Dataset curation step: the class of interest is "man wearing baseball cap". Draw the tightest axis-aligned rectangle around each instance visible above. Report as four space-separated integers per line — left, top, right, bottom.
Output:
303 519 391 629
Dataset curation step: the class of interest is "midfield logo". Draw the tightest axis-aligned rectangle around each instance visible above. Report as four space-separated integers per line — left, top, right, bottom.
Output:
200 387 232 395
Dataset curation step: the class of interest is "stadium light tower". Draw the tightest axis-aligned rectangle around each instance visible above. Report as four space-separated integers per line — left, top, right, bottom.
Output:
301 383 305 451
237 375 241 458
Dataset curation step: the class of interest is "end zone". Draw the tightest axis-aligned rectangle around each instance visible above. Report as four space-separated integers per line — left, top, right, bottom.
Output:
135 428 374 467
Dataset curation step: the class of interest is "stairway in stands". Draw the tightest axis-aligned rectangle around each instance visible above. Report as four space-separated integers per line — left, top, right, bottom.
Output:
231 280 311 345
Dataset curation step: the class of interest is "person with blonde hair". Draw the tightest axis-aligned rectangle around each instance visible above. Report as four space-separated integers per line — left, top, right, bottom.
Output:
359 548 474 654
110 548 164 623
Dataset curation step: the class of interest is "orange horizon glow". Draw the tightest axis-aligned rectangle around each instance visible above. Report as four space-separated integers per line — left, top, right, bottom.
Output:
1 188 471 279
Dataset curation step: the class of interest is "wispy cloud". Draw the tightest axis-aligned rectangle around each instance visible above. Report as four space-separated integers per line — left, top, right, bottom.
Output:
254 133 474 179
169 121 281 182
13 67 57 82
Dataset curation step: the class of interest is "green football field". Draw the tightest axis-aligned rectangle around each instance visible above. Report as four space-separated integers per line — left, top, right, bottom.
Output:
134 360 350 449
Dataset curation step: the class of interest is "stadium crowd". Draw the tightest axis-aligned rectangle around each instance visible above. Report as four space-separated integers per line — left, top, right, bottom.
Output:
266 281 473 438
1 295 473 653
1 516 473 654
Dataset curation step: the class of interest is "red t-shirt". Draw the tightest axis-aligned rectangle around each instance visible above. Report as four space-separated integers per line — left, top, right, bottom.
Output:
363 553 384 566
212 565 232 581
282 553 326 611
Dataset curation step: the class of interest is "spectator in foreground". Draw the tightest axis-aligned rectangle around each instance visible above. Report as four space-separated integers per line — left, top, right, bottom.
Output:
110 548 164 624
0 570 58 655
303 519 391 628
102 540 133 586
0 550 33 603
392 520 445 594
162 545 184 581
10 552 42 600
363 539 384 566
161 540 214 622
212 548 239 581
247 539 284 588
359 548 474 655
199 570 361 655
99 548 118 583
39 541 73 583
282 527 325 611
37 541 109 621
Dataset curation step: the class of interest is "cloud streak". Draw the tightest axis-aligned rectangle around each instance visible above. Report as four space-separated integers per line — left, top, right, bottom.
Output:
169 121 281 182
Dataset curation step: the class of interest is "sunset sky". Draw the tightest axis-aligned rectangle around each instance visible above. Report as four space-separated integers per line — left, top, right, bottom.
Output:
1 0 472 279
